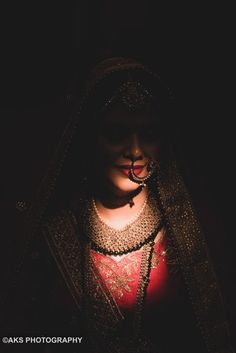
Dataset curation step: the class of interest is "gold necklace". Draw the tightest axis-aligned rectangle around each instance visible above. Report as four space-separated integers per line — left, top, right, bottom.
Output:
82 191 163 255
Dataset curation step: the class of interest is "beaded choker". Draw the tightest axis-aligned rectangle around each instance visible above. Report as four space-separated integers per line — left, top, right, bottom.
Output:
82 192 163 255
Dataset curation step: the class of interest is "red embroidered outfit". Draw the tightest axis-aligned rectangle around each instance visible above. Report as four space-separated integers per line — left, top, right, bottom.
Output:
91 236 169 312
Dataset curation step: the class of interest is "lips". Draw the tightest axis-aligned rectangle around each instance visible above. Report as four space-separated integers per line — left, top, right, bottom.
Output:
116 165 145 176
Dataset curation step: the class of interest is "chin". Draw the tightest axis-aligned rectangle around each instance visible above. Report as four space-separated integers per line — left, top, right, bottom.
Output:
106 169 145 194
110 176 140 194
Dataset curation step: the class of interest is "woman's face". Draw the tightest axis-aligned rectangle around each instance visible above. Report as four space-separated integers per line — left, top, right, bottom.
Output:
92 103 162 195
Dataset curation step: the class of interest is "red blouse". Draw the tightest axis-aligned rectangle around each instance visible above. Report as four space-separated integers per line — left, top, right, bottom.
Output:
90 235 175 314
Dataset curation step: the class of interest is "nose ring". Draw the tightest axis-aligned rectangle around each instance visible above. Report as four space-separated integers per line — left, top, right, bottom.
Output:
128 160 157 187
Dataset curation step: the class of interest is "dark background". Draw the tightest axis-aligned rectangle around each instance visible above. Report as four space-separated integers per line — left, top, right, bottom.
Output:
0 0 235 346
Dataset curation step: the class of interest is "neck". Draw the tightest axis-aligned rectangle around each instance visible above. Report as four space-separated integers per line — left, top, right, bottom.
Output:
94 178 146 209
93 186 149 229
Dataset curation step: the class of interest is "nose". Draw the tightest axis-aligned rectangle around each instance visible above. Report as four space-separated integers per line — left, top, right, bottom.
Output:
123 133 144 162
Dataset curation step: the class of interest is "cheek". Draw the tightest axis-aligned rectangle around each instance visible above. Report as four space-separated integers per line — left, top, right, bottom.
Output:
144 144 160 161
95 138 124 165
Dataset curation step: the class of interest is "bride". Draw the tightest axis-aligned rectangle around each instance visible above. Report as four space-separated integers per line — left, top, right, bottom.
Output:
7 57 234 353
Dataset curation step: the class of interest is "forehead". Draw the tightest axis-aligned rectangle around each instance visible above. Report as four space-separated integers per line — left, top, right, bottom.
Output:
101 102 157 126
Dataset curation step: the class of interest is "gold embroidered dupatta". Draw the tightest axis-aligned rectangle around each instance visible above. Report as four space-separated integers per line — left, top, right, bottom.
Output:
25 57 233 353
42 160 233 353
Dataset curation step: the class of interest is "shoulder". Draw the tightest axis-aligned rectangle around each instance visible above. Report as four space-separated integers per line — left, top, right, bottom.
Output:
42 209 80 245
43 209 77 231
40 207 83 259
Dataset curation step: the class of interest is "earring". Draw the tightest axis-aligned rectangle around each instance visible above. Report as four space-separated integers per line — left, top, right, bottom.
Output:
16 201 30 212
